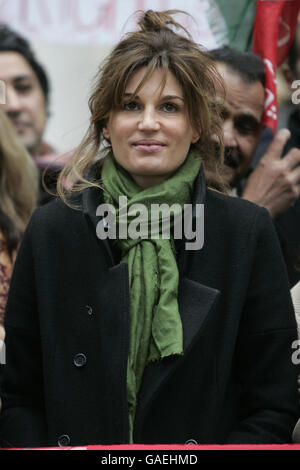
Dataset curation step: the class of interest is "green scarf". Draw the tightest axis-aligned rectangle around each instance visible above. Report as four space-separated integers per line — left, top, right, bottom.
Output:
101 151 202 443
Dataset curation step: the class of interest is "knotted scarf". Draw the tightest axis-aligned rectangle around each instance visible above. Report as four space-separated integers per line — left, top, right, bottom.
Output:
101 151 202 443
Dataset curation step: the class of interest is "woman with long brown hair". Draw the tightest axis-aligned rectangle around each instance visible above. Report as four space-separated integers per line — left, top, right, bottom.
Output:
0 10 299 448
0 107 38 341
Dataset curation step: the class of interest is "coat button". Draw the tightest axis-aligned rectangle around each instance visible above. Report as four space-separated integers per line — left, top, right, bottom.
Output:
73 353 87 368
185 439 198 445
58 434 70 447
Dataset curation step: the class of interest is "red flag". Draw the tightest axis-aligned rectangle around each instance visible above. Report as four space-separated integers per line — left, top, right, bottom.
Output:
253 0 300 132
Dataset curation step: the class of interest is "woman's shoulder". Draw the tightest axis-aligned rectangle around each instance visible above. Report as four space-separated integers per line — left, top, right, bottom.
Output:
205 187 274 236
206 187 268 218
26 194 87 243
33 194 84 222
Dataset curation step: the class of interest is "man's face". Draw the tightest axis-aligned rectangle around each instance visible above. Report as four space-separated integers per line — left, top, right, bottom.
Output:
215 63 265 187
0 51 47 156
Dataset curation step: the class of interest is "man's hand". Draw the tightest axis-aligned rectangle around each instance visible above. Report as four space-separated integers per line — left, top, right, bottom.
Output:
242 129 300 218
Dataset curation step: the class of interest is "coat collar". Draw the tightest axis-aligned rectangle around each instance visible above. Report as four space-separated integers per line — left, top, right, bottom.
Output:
82 182 116 266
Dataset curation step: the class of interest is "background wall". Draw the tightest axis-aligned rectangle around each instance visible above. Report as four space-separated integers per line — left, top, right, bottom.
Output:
33 42 111 153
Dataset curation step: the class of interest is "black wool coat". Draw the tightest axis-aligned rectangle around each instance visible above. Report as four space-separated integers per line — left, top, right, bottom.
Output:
0 169 299 448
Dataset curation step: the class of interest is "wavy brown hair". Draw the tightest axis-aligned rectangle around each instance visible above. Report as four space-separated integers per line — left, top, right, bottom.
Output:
57 9 227 204
0 107 38 257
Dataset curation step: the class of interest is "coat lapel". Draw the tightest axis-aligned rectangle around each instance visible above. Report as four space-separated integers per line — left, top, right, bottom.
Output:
83 184 116 266
134 276 220 436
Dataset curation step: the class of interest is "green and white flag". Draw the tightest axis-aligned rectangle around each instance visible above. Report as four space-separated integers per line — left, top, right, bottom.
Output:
206 0 256 51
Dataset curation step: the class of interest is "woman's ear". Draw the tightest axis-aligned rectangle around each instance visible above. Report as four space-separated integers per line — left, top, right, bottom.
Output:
102 125 110 140
191 131 200 144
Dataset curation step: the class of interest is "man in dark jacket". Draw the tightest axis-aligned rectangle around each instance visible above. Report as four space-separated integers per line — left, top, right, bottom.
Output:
281 20 300 153
211 46 300 286
278 21 300 290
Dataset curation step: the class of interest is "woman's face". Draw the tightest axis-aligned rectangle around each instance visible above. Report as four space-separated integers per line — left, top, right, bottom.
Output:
103 67 199 189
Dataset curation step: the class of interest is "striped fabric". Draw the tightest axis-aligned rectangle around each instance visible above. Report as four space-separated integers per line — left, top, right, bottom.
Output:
0 231 14 328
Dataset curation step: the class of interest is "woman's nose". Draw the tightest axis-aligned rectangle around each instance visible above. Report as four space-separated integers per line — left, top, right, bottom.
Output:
138 107 160 131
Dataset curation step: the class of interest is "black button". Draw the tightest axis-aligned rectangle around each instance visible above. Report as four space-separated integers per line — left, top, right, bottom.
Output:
185 439 198 445
58 434 70 447
73 353 87 368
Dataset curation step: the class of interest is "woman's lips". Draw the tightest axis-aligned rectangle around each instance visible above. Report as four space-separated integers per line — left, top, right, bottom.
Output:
132 141 166 153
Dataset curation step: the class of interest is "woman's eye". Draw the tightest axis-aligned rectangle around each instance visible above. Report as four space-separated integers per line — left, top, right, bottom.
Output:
123 101 139 111
162 103 178 113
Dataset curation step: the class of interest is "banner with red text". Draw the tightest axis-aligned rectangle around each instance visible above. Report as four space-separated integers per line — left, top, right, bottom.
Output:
0 0 220 49
253 0 300 132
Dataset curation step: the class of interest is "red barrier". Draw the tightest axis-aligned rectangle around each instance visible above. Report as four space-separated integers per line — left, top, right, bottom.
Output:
2 444 300 450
